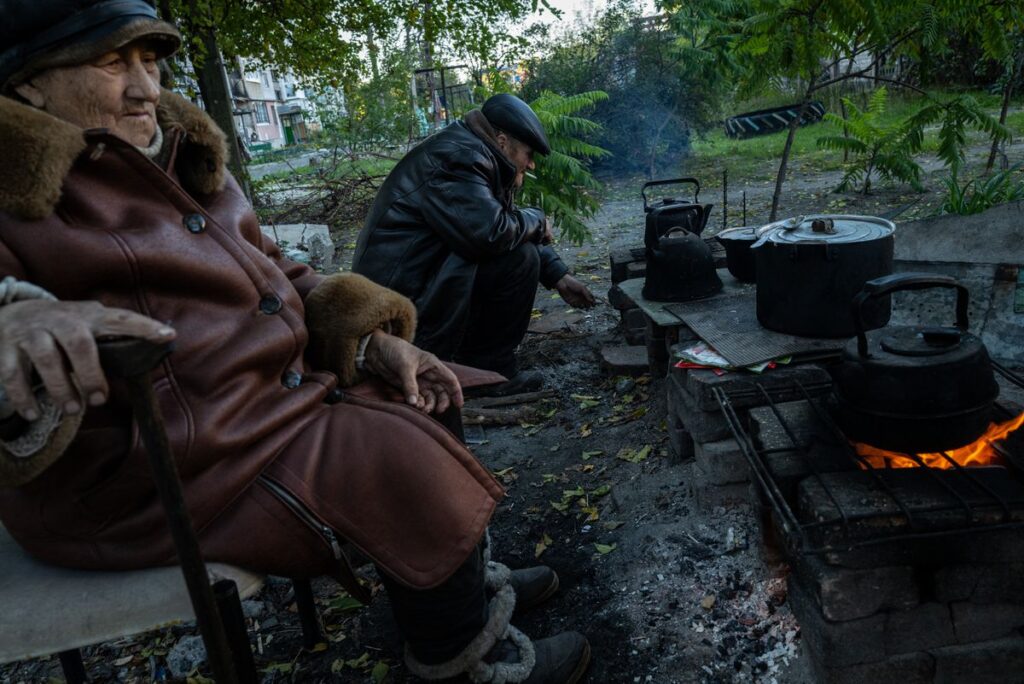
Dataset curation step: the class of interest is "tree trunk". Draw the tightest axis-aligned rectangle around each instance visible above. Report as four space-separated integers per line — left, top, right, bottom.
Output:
986 53 1022 174
367 25 381 81
769 91 813 222
181 1 250 200
192 28 250 200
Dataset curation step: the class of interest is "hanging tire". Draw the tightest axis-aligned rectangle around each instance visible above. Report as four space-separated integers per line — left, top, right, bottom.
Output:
724 101 826 139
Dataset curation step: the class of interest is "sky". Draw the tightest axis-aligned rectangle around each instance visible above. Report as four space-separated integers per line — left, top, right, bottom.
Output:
517 0 658 36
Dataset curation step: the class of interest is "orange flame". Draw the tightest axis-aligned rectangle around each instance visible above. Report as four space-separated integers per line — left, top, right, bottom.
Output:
854 412 1024 469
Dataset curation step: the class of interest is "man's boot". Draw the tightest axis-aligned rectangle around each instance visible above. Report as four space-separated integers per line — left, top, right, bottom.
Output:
404 583 590 684
483 541 559 613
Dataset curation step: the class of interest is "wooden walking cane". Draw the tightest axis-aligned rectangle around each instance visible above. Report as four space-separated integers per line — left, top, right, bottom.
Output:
97 338 256 684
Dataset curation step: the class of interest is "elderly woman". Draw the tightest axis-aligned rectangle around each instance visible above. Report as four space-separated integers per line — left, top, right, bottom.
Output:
0 1 589 682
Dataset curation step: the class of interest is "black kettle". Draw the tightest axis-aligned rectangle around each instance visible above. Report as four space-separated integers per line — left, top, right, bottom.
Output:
642 228 723 302
830 273 999 453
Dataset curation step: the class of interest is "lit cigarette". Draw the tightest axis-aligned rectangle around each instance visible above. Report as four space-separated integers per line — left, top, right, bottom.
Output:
525 172 537 179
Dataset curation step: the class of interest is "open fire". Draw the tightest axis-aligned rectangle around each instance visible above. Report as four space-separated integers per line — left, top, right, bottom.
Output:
853 412 1024 469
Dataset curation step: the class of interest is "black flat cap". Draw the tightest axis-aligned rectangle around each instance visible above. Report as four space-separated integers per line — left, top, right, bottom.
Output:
481 93 551 156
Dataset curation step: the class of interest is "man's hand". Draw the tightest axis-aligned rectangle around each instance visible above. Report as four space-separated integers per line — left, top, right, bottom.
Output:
363 330 463 414
539 217 555 246
0 300 174 421
555 274 597 309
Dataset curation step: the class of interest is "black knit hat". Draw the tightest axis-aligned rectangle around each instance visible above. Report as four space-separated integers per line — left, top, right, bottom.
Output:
0 0 180 93
481 93 551 156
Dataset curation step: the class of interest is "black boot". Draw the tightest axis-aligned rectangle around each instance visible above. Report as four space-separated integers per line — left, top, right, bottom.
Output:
404 584 590 684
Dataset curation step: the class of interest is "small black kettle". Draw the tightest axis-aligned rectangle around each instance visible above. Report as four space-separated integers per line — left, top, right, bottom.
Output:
831 273 999 453
642 228 723 302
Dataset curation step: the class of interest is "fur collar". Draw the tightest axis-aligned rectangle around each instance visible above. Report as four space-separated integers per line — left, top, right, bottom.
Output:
0 89 228 221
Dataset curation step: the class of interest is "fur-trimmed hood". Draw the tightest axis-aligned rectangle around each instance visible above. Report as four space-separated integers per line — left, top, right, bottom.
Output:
0 89 228 221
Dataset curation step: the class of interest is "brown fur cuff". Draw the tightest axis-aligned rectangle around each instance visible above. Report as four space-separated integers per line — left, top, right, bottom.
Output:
304 273 417 386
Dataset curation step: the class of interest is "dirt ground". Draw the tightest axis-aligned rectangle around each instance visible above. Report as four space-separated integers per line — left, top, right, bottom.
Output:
1 154 1008 684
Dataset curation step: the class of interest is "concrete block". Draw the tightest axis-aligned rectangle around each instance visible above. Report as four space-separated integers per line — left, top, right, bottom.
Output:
803 642 934 684
952 602 1024 644
933 563 1024 604
666 374 733 443
791 554 919 621
787 574 887 667
693 437 749 485
260 223 334 269
599 345 649 377
885 603 957 655
690 460 749 509
667 422 694 463
607 284 635 311
931 635 1024 684
609 246 645 283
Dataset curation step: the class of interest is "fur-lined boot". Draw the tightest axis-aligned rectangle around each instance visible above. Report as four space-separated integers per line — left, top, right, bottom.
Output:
404 583 590 684
483 534 559 613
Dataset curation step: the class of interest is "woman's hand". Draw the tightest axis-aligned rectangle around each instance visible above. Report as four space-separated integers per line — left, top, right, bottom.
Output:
363 329 463 414
0 300 174 420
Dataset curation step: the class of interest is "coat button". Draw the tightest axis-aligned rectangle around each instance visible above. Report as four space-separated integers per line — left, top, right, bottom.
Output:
282 370 303 389
183 214 206 233
259 294 282 314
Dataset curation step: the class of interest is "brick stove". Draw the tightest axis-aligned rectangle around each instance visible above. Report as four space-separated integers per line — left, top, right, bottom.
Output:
714 363 1024 684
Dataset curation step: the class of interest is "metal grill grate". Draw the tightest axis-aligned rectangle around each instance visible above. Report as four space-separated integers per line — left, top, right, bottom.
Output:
714 362 1024 554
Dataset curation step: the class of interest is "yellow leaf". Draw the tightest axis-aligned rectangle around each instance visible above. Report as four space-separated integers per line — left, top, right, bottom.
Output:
535 533 553 558
594 542 616 554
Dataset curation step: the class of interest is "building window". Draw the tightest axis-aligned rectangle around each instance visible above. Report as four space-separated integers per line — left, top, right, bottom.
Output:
261 71 271 87
254 102 269 124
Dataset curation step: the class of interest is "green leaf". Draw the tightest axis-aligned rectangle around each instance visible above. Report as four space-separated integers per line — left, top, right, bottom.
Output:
594 543 617 554
616 445 652 463
372 661 390 683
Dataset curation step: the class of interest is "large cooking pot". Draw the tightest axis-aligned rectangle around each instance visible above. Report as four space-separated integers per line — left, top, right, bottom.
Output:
754 215 895 338
831 273 1000 453
715 226 757 282
642 227 723 302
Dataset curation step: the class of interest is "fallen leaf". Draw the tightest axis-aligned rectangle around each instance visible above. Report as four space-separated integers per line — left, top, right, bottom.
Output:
579 505 600 521
594 542 617 554
372 661 390 682
590 484 611 498
492 466 517 484
581 450 603 460
262 663 293 674
580 423 592 437
550 499 570 513
113 656 133 666
346 652 371 669
701 594 717 610
602 520 626 530
548 444 560 452
535 533 553 558
581 464 595 473
310 642 328 653
616 444 652 463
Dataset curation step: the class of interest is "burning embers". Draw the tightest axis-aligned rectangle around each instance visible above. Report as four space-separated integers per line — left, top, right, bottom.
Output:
853 411 1024 470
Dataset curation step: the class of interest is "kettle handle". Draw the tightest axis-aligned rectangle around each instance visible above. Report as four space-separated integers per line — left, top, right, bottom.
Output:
641 177 701 211
852 272 969 358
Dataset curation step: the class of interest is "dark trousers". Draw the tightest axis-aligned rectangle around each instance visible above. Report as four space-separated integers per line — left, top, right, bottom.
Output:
379 542 489 664
454 243 541 378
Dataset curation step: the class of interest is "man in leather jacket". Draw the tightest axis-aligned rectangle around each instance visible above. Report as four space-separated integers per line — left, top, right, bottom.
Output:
353 94 595 394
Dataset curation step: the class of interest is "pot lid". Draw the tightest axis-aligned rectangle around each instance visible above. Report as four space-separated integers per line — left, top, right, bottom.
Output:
879 326 963 357
716 226 757 241
753 214 895 248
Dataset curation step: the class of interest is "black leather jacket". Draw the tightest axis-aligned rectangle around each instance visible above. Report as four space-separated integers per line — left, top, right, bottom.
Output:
353 117 568 358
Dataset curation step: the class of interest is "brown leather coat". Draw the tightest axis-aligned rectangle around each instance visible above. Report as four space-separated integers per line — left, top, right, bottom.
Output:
0 91 504 590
